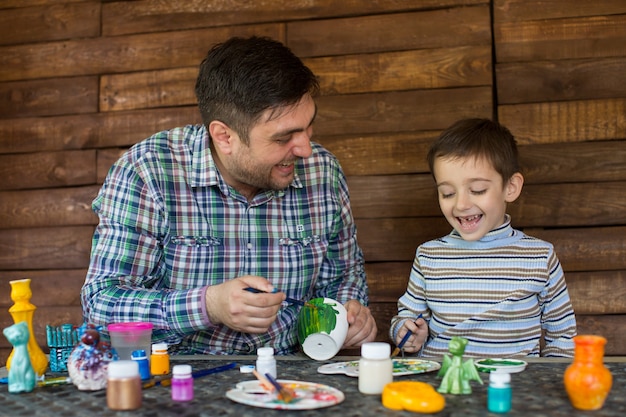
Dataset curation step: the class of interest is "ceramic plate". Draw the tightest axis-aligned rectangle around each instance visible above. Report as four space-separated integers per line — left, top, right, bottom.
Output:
474 358 528 373
225 379 344 410
317 358 441 377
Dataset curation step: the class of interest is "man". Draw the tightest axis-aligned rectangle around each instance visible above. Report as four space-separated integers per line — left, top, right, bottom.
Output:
81 36 377 355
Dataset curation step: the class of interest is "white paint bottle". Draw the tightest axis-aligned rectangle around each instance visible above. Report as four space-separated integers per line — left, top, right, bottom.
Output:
256 347 277 379
358 342 393 394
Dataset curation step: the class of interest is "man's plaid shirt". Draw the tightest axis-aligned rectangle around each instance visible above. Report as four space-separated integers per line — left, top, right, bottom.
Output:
81 124 369 355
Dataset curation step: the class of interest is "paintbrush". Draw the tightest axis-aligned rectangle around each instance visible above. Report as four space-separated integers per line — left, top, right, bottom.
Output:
264 373 296 403
143 362 237 388
391 314 423 357
244 287 316 308
252 369 274 392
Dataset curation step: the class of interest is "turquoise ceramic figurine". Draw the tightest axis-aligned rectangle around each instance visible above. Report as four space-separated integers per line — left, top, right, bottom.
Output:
3 321 37 393
437 336 483 394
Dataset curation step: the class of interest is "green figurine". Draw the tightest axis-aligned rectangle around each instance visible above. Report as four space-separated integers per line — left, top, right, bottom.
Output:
437 336 483 394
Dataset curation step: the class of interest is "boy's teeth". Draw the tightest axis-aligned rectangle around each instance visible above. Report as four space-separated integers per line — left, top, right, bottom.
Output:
460 215 480 223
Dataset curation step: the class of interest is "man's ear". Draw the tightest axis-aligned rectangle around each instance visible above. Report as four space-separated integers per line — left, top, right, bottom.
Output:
505 172 524 203
208 121 234 154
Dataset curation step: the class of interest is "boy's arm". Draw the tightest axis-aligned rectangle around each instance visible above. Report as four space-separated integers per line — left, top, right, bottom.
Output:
390 254 429 342
540 250 577 357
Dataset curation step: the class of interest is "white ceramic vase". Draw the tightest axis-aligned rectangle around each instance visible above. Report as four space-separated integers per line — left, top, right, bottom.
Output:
297 297 348 361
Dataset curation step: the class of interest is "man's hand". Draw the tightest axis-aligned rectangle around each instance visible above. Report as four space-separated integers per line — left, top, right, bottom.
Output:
204 276 284 333
342 299 377 349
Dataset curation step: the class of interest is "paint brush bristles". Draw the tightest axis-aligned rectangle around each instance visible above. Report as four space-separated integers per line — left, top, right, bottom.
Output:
392 331 412 357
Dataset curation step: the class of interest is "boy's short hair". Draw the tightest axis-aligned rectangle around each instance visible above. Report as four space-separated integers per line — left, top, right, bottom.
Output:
427 118 520 183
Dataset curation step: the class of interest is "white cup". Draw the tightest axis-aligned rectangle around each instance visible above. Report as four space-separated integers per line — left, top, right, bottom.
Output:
296 297 348 360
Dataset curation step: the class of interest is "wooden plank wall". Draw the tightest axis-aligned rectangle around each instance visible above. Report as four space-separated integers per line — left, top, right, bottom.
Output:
0 1 624 365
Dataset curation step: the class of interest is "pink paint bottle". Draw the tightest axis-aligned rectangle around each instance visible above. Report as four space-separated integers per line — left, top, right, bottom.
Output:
171 364 194 402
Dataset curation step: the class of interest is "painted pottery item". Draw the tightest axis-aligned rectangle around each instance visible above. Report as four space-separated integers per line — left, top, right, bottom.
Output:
564 335 612 410
437 336 483 395
46 323 81 372
3 321 37 393
6 278 49 376
67 324 118 391
297 297 348 361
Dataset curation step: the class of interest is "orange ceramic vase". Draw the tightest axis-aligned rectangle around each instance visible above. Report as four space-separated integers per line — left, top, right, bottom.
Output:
564 335 612 410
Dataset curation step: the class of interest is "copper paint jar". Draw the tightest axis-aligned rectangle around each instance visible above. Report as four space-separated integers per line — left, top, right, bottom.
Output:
107 360 142 410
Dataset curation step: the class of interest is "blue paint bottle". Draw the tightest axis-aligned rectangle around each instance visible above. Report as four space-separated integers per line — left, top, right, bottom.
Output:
487 372 512 413
131 349 151 381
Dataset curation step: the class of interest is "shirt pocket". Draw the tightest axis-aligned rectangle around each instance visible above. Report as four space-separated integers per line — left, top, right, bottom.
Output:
163 235 223 287
272 222 327 293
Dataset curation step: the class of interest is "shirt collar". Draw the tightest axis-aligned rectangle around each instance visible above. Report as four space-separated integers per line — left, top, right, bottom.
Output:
187 125 304 194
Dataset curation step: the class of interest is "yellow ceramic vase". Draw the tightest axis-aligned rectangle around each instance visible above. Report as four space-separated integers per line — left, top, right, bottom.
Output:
6 278 49 376
564 335 612 410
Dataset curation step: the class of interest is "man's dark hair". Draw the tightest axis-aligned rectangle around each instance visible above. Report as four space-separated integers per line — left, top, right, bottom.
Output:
195 36 319 144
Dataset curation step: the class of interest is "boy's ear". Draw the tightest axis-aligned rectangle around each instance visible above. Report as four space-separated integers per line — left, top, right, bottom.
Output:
505 172 524 203
208 120 234 154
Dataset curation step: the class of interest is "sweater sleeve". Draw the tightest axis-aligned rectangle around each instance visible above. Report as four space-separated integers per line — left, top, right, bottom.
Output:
539 248 577 357
389 250 428 341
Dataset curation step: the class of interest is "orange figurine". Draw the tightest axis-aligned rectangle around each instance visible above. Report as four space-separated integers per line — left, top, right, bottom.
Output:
564 335 612 410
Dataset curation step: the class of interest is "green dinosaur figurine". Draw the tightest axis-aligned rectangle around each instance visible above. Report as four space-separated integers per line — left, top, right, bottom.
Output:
437 336 483 394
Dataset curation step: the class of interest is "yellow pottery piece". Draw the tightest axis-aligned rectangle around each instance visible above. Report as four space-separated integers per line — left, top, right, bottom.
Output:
564 335 612 410
6 279 49 376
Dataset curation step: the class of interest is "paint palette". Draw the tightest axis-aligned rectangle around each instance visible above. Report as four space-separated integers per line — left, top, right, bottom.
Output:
225 379 344 410
474 358 528 373
317 358 441 377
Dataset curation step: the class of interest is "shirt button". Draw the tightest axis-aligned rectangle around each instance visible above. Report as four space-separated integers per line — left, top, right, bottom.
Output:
247 243 252 250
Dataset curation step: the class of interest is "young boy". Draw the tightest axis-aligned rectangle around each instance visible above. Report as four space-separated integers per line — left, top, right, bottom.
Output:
390 118 577 358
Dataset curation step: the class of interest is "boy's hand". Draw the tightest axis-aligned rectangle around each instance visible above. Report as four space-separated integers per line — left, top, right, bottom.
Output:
396 316 429 353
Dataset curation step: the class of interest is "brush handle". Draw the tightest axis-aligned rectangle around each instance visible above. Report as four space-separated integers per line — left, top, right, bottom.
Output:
263 373 284 393
397 329 413 351
244 287 310 307
145 362 237 388
191 362 237 379
243 287 276 294
396 314 424 350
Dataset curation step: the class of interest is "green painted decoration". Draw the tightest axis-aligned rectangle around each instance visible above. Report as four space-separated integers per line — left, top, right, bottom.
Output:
297 298 339 344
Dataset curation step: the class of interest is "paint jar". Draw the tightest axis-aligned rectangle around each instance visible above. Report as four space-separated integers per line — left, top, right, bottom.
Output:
171 364 194 402
150 343 170 376
108 322 153 360
131 349 151 381
487 372 512 413
358 342 393 394
256 347 277 379
107 360 142 410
